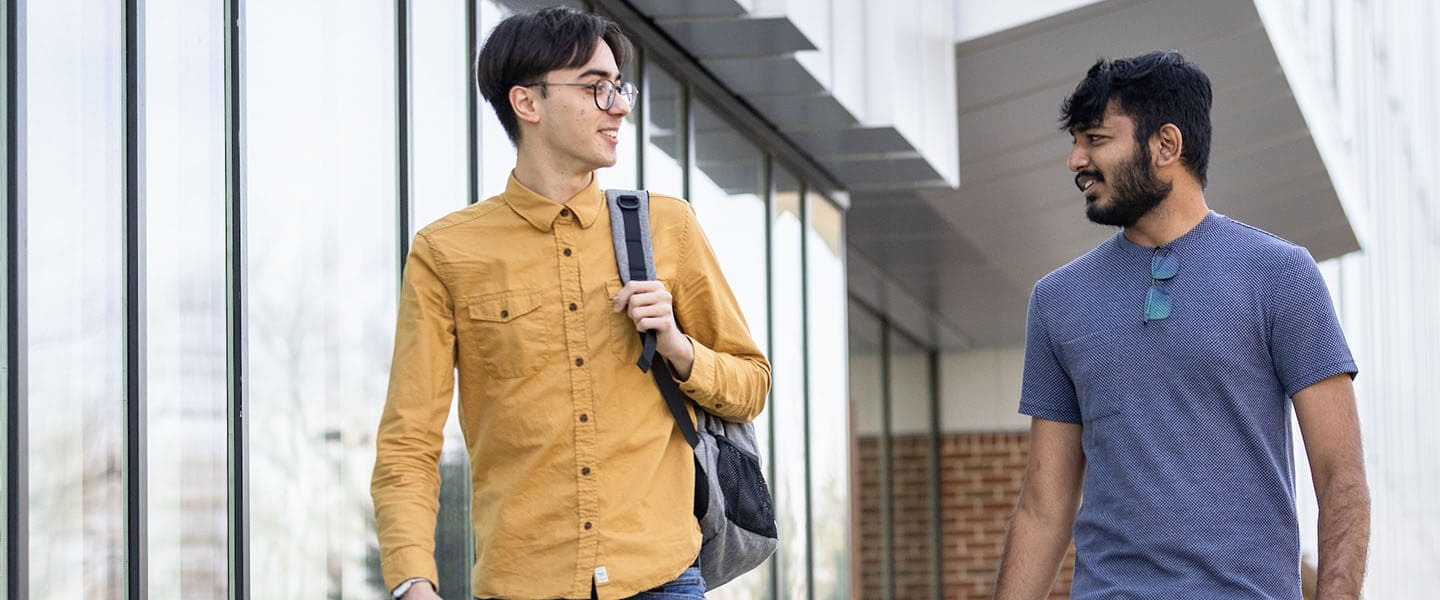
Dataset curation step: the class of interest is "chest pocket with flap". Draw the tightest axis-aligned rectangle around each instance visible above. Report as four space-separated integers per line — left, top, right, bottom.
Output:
464 288 552 379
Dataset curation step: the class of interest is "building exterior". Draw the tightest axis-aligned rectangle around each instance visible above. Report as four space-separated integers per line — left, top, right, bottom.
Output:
2 0 1436 599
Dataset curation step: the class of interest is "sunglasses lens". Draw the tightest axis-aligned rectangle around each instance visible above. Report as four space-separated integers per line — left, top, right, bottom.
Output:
1152 250 1179 280
1145 286 1172 321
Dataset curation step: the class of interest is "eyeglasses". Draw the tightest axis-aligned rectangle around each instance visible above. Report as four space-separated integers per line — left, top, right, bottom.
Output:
1145 247 1179 322
522 79 638 111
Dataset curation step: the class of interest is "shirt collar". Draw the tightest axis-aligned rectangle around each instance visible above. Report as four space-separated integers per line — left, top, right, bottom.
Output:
503 172 605 232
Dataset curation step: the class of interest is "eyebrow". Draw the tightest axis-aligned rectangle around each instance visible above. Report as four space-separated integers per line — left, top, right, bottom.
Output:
575 68 620 81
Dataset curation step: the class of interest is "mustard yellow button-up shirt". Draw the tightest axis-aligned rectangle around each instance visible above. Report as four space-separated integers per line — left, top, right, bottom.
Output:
371 174 771 599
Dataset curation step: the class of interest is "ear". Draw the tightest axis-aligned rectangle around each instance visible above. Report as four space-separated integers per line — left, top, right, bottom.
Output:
510 85 543 127
1153 123 1184 168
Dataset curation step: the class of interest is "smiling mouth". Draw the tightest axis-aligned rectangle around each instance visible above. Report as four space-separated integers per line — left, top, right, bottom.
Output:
1075 172 1102 193
599 129 618 141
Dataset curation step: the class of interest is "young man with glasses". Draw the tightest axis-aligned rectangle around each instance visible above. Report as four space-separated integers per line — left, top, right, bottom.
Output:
370 7 770 600
994 51 1369 599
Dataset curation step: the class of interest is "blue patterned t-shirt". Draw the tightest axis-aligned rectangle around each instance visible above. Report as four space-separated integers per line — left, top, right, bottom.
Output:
1019 211 1357 598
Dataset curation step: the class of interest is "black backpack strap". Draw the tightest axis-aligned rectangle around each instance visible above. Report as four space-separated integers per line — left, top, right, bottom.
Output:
605 190 659 372
605 189 700 449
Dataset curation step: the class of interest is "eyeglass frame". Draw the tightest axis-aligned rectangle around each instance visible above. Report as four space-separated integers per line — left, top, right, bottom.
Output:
520 79 639 111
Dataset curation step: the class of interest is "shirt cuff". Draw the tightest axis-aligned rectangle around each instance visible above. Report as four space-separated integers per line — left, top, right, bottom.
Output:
391 577 434 599
382 546 439 597
673 335 719 408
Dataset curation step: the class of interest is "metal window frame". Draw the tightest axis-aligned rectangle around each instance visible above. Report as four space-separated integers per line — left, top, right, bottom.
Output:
396 0 413 272
878 317 895 600
926 346 943 600
466 0 478 206
123 0 149 596
799 181 815 600
224 0 250 596
3 0 26 596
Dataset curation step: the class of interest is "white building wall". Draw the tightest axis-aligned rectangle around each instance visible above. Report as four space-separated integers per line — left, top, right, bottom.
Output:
1258 0 1440 593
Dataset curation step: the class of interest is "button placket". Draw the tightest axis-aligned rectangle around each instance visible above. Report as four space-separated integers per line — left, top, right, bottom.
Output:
554 218 602 574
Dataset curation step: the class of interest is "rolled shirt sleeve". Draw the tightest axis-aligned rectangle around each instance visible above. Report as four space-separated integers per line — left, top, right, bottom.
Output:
371 232 458 591
668 202 771 423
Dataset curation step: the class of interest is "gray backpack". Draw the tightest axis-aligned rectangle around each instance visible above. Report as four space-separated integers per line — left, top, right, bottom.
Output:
605 189 779 589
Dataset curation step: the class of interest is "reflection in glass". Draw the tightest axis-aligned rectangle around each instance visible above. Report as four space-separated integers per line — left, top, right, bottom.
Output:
25 0 125 596
888 329 937 600
413 0 469 230
594 49 637 191
849 301 888 599
642 62 684 195
246 0 397 596
689 99 771 599
413 1 473 595
806 193 850 599
771 167 810 599
145 0 229 596
478 0 516 199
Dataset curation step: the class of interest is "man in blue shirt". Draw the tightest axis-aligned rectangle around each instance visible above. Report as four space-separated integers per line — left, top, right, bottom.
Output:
993 51 1370 599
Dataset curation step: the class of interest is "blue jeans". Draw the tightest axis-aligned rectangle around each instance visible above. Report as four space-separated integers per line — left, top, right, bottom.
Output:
623 566 705 600
476 566 706 600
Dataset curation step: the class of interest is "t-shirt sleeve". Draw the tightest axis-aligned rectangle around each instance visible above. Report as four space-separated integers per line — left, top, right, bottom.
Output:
1018 285 1082 423
1269 248 1358 399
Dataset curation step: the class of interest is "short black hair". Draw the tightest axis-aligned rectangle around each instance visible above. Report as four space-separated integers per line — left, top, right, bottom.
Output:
475 7 633 144
1060 51 1213 187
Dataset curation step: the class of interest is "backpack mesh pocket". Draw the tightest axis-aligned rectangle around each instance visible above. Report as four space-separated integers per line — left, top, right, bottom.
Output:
714 435 778 538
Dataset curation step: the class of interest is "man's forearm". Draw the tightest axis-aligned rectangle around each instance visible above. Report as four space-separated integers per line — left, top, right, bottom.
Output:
1315 469 1370 599
993 506 1073 600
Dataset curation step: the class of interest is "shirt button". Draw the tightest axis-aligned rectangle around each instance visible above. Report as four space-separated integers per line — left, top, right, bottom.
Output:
569 303 578 311
575 357 585 367
581 467 591 476
584 522 593 530
563 248 573 257
579 414 589 423
500 310 509 318
560 208 571 217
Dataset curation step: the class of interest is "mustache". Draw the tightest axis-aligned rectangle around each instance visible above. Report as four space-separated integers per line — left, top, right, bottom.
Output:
1075 170 1104 191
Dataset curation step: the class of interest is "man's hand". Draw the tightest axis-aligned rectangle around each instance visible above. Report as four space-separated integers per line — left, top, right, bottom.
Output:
612 279 694 378
401 580 440 600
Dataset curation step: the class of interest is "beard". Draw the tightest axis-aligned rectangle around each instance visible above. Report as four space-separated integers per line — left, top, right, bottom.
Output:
1082 143 1172 228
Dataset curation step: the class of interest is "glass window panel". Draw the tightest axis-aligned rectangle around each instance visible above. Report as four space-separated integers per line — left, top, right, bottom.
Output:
25 0 125 596
145 0 229 597
849 301 887 600
245 1 397 596
477 0 516 199
594 45 637 191
642 62 684 195
413 1 473 595
887 330 936 600
412 0 469 230
689 98 771 599
770 166 809 599
806 193 849 599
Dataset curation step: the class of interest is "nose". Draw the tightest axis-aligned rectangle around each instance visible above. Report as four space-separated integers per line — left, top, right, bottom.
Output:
609 94 633 117
1067 144 1089 173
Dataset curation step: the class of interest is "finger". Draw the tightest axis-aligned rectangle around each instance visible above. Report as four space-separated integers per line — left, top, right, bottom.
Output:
613 280 661 312
626 289 673 309
636 316 671 332
628 303 670 322
612 285 634 313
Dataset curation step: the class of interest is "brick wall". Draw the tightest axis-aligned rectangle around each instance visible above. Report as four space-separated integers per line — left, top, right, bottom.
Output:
858 431 1076 599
